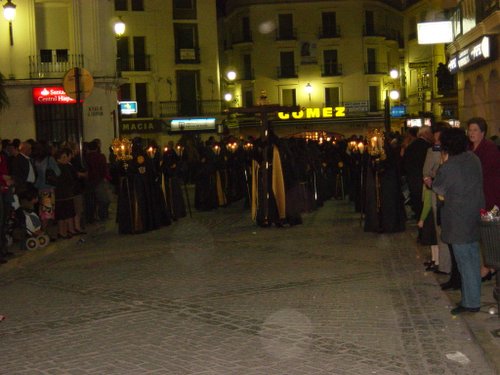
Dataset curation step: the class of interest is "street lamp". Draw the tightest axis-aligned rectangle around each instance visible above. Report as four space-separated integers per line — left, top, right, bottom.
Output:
114 16 126 38
226 70 236 81
384 69 400 132
3 0 16 46
305 83 312 105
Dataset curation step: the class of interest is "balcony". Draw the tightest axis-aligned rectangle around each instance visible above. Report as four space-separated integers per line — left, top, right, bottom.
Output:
175 47 200 64
363 25 386 37
116 55 151 72
277 65 298 78
318 26 341 39
29 54 84 79
364 63 388 75
232 31 253 45
321 63 343 76
159 100 224 117
275 28 297 41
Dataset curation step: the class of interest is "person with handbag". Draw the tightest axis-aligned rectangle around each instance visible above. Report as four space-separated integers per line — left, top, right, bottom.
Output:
33 141 60 241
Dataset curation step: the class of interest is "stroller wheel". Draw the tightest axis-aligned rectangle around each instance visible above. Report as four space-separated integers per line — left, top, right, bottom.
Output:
25 237 39 250
37 235 50 248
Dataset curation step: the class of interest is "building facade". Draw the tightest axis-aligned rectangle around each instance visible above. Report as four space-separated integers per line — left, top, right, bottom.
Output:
0 0 223 149
446 0 500 137
114 0 223 144
221 0 406 138
0 0 118 146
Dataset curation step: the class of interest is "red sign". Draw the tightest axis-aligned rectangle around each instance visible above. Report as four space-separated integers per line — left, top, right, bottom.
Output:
32 86 77 105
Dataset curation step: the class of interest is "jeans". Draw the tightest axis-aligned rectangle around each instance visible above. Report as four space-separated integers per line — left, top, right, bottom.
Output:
453 241 481 308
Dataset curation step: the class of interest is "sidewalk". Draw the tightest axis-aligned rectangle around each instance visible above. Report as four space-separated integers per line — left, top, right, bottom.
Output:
1 199 499 374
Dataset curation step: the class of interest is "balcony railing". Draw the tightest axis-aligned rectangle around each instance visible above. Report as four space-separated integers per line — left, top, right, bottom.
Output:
277 65 298 78
116 55 151 72
363 25 387 37
275 28 297 40
364 63 388 74
175 47 200 64
318 26 341 38
29 54 84 78
232 31 253 45
321 63 343 76
159 100 224 117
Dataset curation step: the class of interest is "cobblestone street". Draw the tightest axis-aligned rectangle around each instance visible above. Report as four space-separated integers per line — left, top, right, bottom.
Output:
0 200 499 374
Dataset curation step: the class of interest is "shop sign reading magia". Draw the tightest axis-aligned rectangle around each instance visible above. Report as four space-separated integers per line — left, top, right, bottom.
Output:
120 119 164 134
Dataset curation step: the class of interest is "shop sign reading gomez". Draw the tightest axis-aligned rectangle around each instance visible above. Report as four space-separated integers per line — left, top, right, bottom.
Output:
33 87 77 105
448 36 493 74
277 106 346 120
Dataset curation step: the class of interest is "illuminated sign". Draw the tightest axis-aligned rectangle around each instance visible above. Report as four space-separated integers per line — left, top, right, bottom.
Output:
120 119 164 134
32 87 76 105
170 118 216 131
119 101 138 115
277 107 346 120
448 36 493 74
390 105 406 118
406 118 432 128
417 21 453 44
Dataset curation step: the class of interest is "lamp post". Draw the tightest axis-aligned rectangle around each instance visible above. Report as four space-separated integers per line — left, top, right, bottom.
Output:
383 69 400 132
113 17 126 137
3 0 16 46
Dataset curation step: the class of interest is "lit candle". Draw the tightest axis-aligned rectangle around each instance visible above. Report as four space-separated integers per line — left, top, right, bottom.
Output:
358 142 365 154
371 137 377 149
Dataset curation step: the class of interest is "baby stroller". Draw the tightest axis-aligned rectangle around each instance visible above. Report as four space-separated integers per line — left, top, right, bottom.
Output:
7 187 50 250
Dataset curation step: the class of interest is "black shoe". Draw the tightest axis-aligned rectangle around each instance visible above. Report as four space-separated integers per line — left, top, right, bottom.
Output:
451 305 480 315
440 281 460 291
426 264 438 272
481 271 497 282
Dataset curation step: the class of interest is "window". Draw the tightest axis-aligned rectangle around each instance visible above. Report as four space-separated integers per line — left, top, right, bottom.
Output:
115 0 127 11
243 90 253 107
177 70 201 116
365 11 375 35
131 0 144 11
279 51 296 78
278 14 294 39
323 49 338 76
325 87 340 107
243 54 252 80
174 23 199 63
40 49 52 63
173 0 197 19
56 49 68 63
119 83 131 101
282 88 296 106
135 83 148 117
116 37 130 71
242 16 251 41
133 36 148 71
367 48 376 73
322 12 337 37
369 86 379 112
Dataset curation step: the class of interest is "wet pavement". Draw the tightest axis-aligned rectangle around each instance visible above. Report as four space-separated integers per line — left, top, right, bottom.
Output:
0 199 499 374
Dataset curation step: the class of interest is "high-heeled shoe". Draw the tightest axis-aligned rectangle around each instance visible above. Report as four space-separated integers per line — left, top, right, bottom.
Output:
482 271 498 282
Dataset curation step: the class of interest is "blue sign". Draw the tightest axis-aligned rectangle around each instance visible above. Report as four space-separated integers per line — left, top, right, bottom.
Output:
391 105 406 118
119 101 138 115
